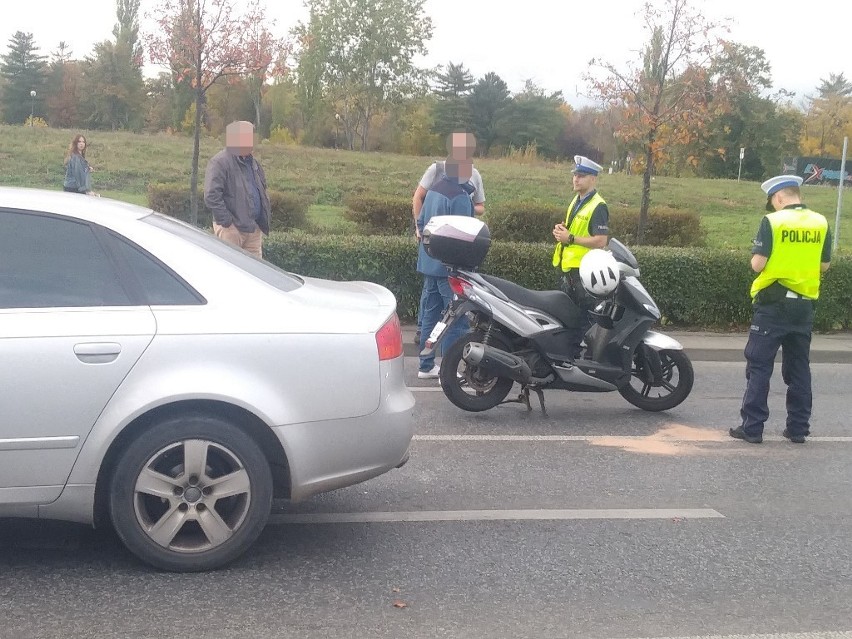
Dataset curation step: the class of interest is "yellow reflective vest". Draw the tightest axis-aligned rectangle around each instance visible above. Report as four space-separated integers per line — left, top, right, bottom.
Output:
750 207 828 301
552 191 606 271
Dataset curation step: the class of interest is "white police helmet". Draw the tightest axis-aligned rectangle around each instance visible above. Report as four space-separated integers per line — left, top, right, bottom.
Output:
579 249 621 297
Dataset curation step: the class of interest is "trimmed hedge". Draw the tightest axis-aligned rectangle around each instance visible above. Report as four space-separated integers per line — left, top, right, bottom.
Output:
342 194 411 235
147 182 309 230
484 200 705 247
263 231 852 331
484 202 564 242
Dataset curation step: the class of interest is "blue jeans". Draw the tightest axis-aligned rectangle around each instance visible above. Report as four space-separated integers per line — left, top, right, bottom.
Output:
416 279 428 334
418 275 468 372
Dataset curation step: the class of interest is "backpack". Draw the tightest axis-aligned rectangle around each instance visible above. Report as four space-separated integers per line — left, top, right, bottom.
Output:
424 161 476 215
416 164 476 276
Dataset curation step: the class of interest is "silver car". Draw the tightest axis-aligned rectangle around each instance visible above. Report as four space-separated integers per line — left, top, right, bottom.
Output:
0 186 415 572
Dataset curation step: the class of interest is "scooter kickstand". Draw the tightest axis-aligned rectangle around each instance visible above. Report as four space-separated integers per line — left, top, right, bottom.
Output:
518 388 532 412
500 387 545 414
532 387 547 416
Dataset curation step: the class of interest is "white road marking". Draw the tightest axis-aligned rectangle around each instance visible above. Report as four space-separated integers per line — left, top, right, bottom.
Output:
412 434 852 443
268 508 724 525
620 633 852 639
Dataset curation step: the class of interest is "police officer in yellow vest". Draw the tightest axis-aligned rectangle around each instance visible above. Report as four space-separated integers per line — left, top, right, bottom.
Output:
729 175 832 445
552 155 610 357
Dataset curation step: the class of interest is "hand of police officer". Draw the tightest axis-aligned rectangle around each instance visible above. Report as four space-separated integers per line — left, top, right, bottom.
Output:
553 223 572 244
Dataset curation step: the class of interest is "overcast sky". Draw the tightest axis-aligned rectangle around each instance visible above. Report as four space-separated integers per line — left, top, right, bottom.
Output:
2 0 848 109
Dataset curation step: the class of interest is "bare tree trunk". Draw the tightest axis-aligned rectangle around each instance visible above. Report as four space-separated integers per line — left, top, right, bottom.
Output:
190 87 202 227
639 132 655 245
361 106 370 152
253 94 261 133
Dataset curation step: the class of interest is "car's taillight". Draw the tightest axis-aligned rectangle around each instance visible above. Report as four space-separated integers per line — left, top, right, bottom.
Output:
448 276 470 297
376 312 403 360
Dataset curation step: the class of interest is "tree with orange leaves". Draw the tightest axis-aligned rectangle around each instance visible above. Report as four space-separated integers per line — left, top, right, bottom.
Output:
145 0 285 226
585 0 724 244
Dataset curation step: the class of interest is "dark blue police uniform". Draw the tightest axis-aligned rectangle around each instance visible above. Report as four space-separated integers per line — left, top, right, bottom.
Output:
732 177 832 444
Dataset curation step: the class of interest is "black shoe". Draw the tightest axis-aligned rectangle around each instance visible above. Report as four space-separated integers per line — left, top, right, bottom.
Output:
729 426 762 444
782 429 806 444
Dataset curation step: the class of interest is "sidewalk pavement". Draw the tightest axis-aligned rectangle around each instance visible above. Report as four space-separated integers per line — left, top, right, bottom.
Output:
401 324 852 364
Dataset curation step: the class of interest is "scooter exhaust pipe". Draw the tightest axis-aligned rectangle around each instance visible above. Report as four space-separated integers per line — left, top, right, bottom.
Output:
462 342 531 385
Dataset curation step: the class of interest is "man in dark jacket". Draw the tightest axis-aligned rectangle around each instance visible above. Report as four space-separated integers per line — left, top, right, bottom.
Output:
204 121 271 259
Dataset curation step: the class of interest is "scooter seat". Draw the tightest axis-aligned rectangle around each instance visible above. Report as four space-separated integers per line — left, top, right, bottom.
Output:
479 274 585 329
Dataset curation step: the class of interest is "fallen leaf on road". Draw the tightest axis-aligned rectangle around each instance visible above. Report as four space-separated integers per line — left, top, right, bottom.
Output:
393 600 408 609
392 588 401 593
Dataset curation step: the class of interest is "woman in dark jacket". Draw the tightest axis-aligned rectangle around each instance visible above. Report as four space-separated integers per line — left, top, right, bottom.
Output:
63 134 98 196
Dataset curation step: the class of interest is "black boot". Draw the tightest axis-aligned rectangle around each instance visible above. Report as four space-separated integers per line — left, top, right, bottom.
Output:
782 429 806 444
729 426 762 444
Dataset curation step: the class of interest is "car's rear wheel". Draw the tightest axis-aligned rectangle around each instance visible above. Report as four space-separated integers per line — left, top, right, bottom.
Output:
109 414 273 572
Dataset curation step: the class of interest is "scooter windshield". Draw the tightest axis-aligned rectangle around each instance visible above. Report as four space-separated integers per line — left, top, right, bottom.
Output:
608 238 639 270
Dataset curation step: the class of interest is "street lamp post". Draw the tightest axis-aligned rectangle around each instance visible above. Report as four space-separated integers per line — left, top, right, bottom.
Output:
334 113 340 149
30 90 36 127
737 147 745 182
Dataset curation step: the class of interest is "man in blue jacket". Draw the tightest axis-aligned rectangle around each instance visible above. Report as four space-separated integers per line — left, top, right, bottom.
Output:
415 159 476 379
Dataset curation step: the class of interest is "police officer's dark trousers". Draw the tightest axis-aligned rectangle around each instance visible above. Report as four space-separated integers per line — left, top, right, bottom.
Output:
740 298 814 439
559 268 594 359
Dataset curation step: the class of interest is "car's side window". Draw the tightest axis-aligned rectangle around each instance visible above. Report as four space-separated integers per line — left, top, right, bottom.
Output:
0 210 131 309
107 233 204 306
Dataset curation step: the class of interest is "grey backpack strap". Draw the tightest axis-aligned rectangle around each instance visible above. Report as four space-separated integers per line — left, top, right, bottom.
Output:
429 160 446 190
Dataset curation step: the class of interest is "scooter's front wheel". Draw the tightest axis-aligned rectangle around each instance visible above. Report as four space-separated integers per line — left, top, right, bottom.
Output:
439 330 515 412
619 348 694 412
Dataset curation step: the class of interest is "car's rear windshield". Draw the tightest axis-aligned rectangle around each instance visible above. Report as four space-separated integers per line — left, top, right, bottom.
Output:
142 213 303 293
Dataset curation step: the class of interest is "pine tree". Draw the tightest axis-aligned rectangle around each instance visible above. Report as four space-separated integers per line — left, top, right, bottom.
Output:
431 62 475 140
0 31 48 124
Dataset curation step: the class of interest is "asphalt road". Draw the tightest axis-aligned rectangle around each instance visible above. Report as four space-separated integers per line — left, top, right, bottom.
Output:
2 360 851 639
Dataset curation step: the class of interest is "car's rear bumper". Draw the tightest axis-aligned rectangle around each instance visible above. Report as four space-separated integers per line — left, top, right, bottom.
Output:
273 357 415 502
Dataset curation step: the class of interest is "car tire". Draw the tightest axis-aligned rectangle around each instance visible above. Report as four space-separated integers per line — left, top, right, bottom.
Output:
108 413 273 572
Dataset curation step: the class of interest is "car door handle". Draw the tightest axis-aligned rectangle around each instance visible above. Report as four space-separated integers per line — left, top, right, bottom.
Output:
74 342 122 364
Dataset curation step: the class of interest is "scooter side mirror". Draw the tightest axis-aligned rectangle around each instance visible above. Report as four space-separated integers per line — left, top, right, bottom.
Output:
618 262 640 278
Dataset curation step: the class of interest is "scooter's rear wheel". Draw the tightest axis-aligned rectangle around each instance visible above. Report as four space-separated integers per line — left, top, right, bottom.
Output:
439 330 515 412
619 348 694 412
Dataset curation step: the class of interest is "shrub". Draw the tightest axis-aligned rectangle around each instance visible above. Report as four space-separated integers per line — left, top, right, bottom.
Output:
610 206 706 247
147 182 309 230
485 201 565 243
485 201 705 248
343 194 411 235
147 182 212 227
23 116 48 128
267 191 309 231
268 126 301 145
502 141 541 164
